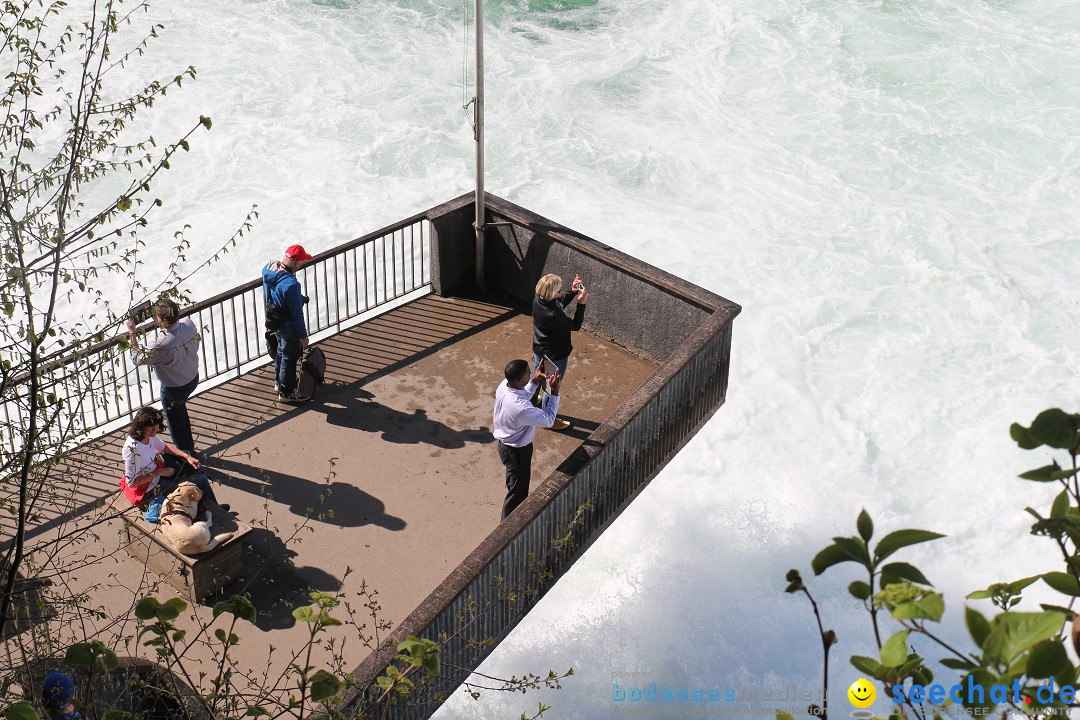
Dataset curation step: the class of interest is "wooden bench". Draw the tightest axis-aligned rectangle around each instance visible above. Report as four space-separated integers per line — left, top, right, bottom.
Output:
110 494 252 603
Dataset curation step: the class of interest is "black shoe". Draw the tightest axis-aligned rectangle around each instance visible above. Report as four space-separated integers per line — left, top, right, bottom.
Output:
277 391 307 405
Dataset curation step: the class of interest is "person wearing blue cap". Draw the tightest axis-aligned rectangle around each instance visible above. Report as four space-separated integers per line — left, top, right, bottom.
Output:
42 669 81 720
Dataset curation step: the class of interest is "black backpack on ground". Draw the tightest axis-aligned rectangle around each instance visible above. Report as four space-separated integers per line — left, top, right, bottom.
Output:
295 346 327 401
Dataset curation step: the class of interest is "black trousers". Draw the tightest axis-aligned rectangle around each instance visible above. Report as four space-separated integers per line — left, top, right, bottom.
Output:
498 441 533 520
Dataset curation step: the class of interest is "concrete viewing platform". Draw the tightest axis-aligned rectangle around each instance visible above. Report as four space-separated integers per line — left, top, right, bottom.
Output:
4 193 739 717
20 292 656 677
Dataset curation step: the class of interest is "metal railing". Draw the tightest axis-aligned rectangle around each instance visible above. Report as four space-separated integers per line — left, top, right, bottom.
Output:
2 215 432 453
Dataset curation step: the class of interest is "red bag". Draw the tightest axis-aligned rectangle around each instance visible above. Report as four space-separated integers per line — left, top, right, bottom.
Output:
119 476 150 505
119 456 164 505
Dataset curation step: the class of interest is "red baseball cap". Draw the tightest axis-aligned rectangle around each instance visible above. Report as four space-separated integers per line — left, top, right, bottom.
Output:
285 244 313 262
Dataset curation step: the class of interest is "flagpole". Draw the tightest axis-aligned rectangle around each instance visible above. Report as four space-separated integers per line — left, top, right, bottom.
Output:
473 0 486 289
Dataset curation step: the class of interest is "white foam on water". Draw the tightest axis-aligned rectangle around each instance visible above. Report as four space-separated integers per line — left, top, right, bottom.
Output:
41 0 1080 715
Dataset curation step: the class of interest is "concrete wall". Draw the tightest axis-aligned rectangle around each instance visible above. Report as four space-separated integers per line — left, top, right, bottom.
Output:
425 194 475 297
426 193 740 363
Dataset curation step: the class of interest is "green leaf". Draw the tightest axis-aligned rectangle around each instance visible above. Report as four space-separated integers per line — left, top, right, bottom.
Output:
874 529 945 563
1019 462 1063 482
857 509 874 543
134 597 160 620
879 570 902 588
811 543 851 575
1007 575 1041 593
99 646 118 672
880 562 931 586
849 581 871 600
850 655 888 681
200 115 213 130
244 707 270 717
892 592 945 622
1039 604 1075 615
1012 422 1039 450
1051 467 1080 480
911 666 933 686
4 701 40 720
159 597 186 621
1043 572 1080 596
117 196 132 212
960 670 996 713
1052 490 1071 519
881 629 910 666
940 658 977 671
292 606 315 623
423 648 440 675
965 606 991 648
833 536 872 568
214 595 257 624
776 713 796 720
309 670 343 703
1026 640 1069 679
64 643 94 666
1029 409 1080 450
982 611 1065 666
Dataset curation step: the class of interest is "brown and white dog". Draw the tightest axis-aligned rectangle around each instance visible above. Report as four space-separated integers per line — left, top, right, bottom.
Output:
159 482 233 555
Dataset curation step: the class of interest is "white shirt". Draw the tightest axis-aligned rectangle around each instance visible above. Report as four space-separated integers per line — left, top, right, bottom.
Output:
122 434 166 493
492 380 559 448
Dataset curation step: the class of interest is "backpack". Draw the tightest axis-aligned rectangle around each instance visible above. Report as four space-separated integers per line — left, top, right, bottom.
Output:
264 303 289 331
295 347 327 401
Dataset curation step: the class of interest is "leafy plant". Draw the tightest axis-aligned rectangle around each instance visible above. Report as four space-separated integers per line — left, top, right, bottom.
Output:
787 408 1080 720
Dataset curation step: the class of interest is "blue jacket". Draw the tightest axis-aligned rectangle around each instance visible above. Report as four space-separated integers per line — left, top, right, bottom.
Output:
262 261 308 339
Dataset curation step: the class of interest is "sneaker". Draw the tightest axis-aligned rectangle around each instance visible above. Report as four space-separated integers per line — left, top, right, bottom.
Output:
277 391 307 405
548 418 572 431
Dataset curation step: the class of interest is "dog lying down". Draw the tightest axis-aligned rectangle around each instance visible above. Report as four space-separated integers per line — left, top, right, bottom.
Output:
159 482 233 555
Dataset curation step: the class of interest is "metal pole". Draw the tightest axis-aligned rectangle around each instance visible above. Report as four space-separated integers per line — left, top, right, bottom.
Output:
474 0 486 290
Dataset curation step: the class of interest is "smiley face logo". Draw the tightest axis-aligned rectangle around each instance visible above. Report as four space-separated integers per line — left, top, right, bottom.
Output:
848 678 876 708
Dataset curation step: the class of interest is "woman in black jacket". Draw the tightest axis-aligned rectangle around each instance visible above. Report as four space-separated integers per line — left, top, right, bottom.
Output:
532 272 587 431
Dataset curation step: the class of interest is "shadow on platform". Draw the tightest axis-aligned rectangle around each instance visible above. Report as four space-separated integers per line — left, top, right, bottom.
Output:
208 456 406 531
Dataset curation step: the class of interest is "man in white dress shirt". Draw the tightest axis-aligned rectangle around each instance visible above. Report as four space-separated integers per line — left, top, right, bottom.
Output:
492 358 562 520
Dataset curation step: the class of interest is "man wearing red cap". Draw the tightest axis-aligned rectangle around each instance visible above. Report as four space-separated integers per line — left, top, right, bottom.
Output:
262 244 313 402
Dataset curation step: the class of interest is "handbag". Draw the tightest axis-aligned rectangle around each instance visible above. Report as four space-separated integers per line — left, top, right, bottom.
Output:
118 456 164 505
119 475 151 505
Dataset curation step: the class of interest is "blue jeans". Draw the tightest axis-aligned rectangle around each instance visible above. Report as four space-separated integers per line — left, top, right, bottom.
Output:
532 354 568 412
155 469 218 505
160 375 198 452
273 328 303 395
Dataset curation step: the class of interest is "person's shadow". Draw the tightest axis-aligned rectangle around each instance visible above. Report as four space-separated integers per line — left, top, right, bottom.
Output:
206 456 406 531
317 388 495 448
229 528 344 630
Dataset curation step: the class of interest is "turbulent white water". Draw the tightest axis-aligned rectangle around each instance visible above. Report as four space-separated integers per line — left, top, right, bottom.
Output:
89 0 1080 716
